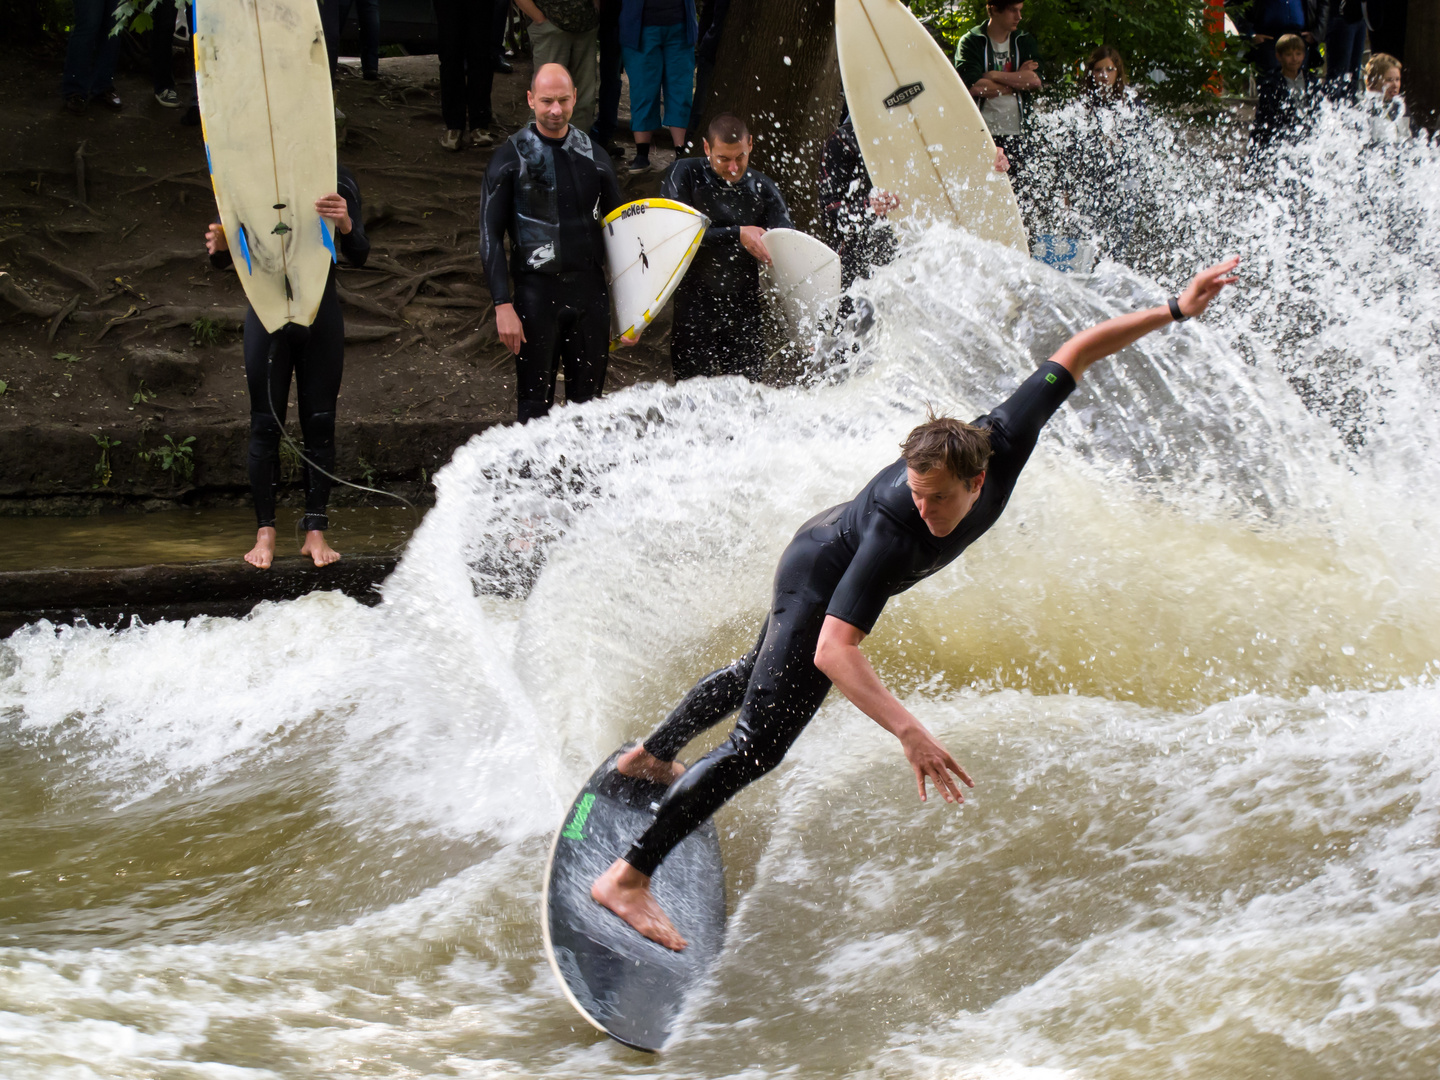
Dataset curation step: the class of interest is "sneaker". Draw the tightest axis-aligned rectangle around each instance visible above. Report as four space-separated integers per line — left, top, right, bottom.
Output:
627 154 652 174
465 128 494 148
439 128 463 151
495 53 513 74
63 93 86 115
362 68 379 81
92 87 122 110
154 88 181 108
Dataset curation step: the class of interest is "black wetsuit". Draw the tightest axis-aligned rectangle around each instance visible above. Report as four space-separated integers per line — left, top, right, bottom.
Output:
480 124 624 422
659 157 792 381
623 360 1077 876
212 167 370 532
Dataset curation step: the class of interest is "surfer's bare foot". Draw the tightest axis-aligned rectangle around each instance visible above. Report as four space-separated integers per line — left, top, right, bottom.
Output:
616 745 686 785
591 859 688 951
300 530 341 567
245 527 277 569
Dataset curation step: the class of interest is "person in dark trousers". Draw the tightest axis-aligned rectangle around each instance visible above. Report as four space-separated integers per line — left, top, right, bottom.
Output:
818 107 900 291
61 0 123 113
688 0 729 145
337 0 382 80
204 169 371 570
1322 0 1367 98
590 256 1243 951
1249 34 1318 155
481 63 626 423
660 112 794 381
620 0 698 172
955 0 1042 189
590 0 624 152
434 0 498 151
147 0 183 107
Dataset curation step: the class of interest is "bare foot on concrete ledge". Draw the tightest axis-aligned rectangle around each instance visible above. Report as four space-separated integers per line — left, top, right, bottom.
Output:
616 744 686 785
245 527 277 569
300 530 341 567
591 858 687 951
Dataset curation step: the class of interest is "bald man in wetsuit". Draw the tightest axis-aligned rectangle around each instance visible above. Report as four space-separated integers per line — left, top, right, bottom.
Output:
592 256 1243 950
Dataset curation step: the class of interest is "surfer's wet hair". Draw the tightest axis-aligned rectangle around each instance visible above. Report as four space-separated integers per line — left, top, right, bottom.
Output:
707 113 750 144
901 410 991 482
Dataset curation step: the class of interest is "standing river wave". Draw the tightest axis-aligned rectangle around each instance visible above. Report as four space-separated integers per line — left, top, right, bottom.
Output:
1 107 1438 1078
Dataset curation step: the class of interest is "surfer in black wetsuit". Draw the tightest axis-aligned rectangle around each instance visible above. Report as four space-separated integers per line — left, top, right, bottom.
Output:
660 112 793 381
205 167 370 570
480 62 626 423
592 256 1243 950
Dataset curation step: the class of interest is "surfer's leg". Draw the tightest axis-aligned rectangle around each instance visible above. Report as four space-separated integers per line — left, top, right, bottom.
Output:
294 296 344 566
669 285 712 381
641 618 766 762
243 315 292 567
557 270 610 406
513 274 563 422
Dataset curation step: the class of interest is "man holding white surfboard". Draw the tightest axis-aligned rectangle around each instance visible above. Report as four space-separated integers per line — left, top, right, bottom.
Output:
591 257 1243 950
481 63 626 422
659 112 793 381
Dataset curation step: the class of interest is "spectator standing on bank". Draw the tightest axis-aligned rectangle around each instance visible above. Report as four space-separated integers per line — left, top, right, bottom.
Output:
1239 0 1321 73
1250 33 1318 153
146 1 184 107
480 64 626 422
689 0 729 144
591 0 624 153
515 0 601 138
1363 53 1411 143
620 0 697 174
818 106 899 290
61 0 123 113
1323 0 1367 98
337 0 382 80
434 0 497 151
1071 45 1145 261
661 113 793 381
955 0 1042 188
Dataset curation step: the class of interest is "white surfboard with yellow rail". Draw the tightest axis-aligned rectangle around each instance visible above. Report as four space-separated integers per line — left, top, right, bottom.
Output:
193 0 338 333
836 0 1027 251
603 198 709 347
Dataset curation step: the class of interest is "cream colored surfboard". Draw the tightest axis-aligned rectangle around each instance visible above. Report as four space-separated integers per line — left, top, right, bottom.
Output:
835 0 1027 251
762 228 842 344
603 198 709 347
194 0 338 333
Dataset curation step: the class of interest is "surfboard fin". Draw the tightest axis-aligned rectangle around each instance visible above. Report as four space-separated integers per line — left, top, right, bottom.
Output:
236 223 254 275
320 217 337 262
284 275 294 301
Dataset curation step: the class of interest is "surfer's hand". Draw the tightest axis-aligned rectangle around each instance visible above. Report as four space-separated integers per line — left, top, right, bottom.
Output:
899 723 973 804
496 303 527 354
869 191 900 217
205 222 228 255
314 193 352 234
739 226 772 265
993 147 1010 174
618 330 640 346
1179 255 1241 318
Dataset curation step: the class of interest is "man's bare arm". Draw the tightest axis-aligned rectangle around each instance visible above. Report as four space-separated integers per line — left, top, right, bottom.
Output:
813 615 973 802
1050 256 1241 382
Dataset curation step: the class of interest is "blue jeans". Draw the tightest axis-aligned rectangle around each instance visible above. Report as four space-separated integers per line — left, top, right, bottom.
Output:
1324 17 1367 98
621 23 694 132
337 0 381 74
61 0 121 99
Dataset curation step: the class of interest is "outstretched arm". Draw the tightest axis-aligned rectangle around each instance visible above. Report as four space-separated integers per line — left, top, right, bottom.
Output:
1051 256 1240 382
814 615 974 803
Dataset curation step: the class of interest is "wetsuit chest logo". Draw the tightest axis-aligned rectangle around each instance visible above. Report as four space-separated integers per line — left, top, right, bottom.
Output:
884 82 925 109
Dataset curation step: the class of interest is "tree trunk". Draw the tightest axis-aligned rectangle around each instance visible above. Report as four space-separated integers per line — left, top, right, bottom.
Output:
695 0 843 231
1408 0 1437 132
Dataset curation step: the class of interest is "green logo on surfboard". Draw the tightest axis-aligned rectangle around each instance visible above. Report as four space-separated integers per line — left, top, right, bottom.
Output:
562 793 596 840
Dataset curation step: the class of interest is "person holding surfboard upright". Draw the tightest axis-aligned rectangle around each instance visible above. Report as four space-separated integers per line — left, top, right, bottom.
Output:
481 63 625 422
660 112 794 381
955 0 1042 189
592 257 1244 950
205 169 371 570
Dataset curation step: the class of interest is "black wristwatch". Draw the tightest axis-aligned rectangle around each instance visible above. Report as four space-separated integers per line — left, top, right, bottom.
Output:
1168 296 1188 322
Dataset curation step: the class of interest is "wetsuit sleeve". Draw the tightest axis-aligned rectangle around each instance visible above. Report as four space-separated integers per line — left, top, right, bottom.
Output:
336 168 370 268
480 144 519 306
762 175 794 230
981 360 1076 484
825 517 912 635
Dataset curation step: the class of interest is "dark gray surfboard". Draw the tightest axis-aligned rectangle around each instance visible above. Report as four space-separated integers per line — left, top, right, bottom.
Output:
542 747 726 1052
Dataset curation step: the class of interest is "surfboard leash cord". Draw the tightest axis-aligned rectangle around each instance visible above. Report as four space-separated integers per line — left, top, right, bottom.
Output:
263 337 421 541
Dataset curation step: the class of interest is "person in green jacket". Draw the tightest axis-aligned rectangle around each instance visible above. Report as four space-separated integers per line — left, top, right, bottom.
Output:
954 0 1043 189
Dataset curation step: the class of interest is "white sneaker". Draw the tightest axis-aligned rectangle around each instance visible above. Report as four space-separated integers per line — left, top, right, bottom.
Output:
465 128 494 148
154 88 181 108
440 129 463 151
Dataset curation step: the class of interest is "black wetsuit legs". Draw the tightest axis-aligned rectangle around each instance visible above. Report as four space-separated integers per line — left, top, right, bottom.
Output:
626 537 836 876
243 290 344 532
513 268 610 423
671 283 764 382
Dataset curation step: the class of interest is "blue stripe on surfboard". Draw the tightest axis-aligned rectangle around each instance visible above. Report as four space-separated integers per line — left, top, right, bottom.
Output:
320 217 337 262
237 223 254 275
